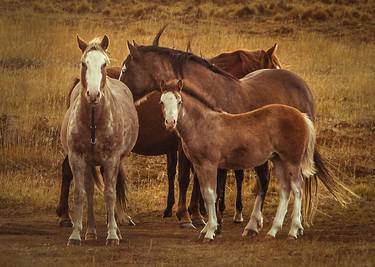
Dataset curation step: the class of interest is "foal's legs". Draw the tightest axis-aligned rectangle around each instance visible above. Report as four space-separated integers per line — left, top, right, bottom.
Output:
176 147 194 227
164 151 177 218
84 167 97 240
289 173 304 239
267 160 291 238
67 154 87 246
217 169 227 218
194 164 218 241
189 173 206 226
56 155 73 227
233 169 245 223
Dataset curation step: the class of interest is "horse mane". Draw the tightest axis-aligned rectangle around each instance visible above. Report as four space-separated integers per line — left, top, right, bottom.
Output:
138 45 238 81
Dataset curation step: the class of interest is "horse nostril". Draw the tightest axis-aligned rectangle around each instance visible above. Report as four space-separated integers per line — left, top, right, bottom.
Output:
97 92 100 97
86 90 90 96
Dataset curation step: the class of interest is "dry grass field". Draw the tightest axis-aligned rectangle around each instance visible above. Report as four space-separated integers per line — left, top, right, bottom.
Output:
0 0 374 266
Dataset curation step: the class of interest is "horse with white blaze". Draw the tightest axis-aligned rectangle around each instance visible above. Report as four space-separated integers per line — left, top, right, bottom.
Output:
60 35 138 246
159 79 319 241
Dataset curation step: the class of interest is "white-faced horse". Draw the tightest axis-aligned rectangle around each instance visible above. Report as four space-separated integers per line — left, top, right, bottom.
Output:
60 35 138 246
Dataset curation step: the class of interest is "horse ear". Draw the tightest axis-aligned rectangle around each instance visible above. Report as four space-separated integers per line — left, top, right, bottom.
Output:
127 40 140 58
266 43 278 57
133 40 138 47
77 35 88 53
160 80 166 92
186 40 192 53
177 80 183 91
100 35 109 51
152 24 168 46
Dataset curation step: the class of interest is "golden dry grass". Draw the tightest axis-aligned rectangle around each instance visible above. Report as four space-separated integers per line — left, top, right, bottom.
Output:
0 1 374 266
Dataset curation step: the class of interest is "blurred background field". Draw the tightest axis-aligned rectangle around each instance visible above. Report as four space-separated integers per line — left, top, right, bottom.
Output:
0 1 374 266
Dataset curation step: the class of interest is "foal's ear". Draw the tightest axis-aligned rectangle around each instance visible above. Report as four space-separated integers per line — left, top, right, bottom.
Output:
77 35 88 53
127 40 140 58
177 80 183 91
100 35 109 51
266 43 278 57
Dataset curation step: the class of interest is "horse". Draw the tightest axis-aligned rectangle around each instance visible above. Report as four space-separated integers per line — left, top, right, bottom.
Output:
159 79 318 240
119 42 355 234
60 35 138 246
56 27 281 227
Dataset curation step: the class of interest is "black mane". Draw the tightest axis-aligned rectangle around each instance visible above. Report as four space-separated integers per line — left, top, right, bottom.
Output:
138 45 238 81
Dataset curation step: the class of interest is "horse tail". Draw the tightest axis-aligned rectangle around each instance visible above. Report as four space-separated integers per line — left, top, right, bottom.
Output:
300 114 318 226
66 78 80 109
301 114 358 226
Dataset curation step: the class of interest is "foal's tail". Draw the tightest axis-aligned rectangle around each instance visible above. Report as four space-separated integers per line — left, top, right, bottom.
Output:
301 115 358 226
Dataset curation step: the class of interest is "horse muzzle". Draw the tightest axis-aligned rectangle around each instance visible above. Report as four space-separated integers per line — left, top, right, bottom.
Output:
164 120 176 130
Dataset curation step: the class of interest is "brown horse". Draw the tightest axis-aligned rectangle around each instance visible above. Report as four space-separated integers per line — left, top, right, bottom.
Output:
159 79 317 240
56 31 281 227
119 43 355 233
61 35 138 246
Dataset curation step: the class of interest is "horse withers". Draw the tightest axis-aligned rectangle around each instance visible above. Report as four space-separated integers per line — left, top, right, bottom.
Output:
159 79 317 240
60 35 138 246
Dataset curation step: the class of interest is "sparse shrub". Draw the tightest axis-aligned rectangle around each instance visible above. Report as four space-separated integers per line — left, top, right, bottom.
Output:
277 0 294 12
77 1 91 14
236 6 256 18
312 9 329 21
102 7 111 16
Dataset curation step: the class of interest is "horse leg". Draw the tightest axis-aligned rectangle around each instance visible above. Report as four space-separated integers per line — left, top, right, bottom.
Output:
56 156 73 227
164 151 177 218
67 154 87 246
189 173 206 227
233 169 244 223
267 160 291 238
289 170 304 239
84 167 97 241
176 147 194 228
242 163 270 236
217 169 227 218
103 159 121 246
194 164 218 241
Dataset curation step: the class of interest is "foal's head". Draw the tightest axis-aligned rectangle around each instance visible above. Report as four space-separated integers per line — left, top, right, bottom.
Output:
77 35 110 104
159 79 183 130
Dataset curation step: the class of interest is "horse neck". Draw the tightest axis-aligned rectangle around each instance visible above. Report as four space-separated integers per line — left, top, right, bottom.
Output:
176 93 216 140
178 62 250 113
76 84 110 126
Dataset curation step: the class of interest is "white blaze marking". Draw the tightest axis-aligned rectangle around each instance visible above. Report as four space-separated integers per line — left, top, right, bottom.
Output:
84 50 107 96
160 92 180 124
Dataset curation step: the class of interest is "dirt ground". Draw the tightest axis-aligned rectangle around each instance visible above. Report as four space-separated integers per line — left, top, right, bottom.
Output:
0 193 374 267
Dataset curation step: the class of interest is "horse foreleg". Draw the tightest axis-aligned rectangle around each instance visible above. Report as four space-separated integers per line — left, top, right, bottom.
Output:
103 159 121 246
67 154 87 246
176 147 193 228
194 164 218 241
255 162 270 211
233 169 244 223
189 173 206 227
84 167 97 240
56 156 73 227
164 151 177 218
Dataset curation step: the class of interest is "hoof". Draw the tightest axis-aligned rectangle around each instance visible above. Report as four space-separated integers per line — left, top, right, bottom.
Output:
265 234 275 240
233 218 243 224
163 209 173 218
202 237 214 243
215 224 222 235
242 229 258 238
233 213 244 224
67 239 81 247
106 239 120 246
85 233 97 241
179 222 196 229
192 218 206 227
128 218 136 227
59 218 73 228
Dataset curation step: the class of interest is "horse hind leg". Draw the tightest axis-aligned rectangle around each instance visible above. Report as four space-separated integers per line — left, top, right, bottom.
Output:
288 171 304 239
266 160 291 238
164 151 177 218
233 169 244 223
57 156 73 227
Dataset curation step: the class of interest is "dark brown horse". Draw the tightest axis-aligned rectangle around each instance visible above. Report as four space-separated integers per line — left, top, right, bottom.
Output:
119 43 354 233
56 31 281 227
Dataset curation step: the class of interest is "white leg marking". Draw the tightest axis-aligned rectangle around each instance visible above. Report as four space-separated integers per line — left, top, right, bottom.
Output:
242 195 263 236
289 178 304 238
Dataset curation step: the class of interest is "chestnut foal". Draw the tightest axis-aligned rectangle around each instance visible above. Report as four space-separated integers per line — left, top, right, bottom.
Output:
159 79 318 240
